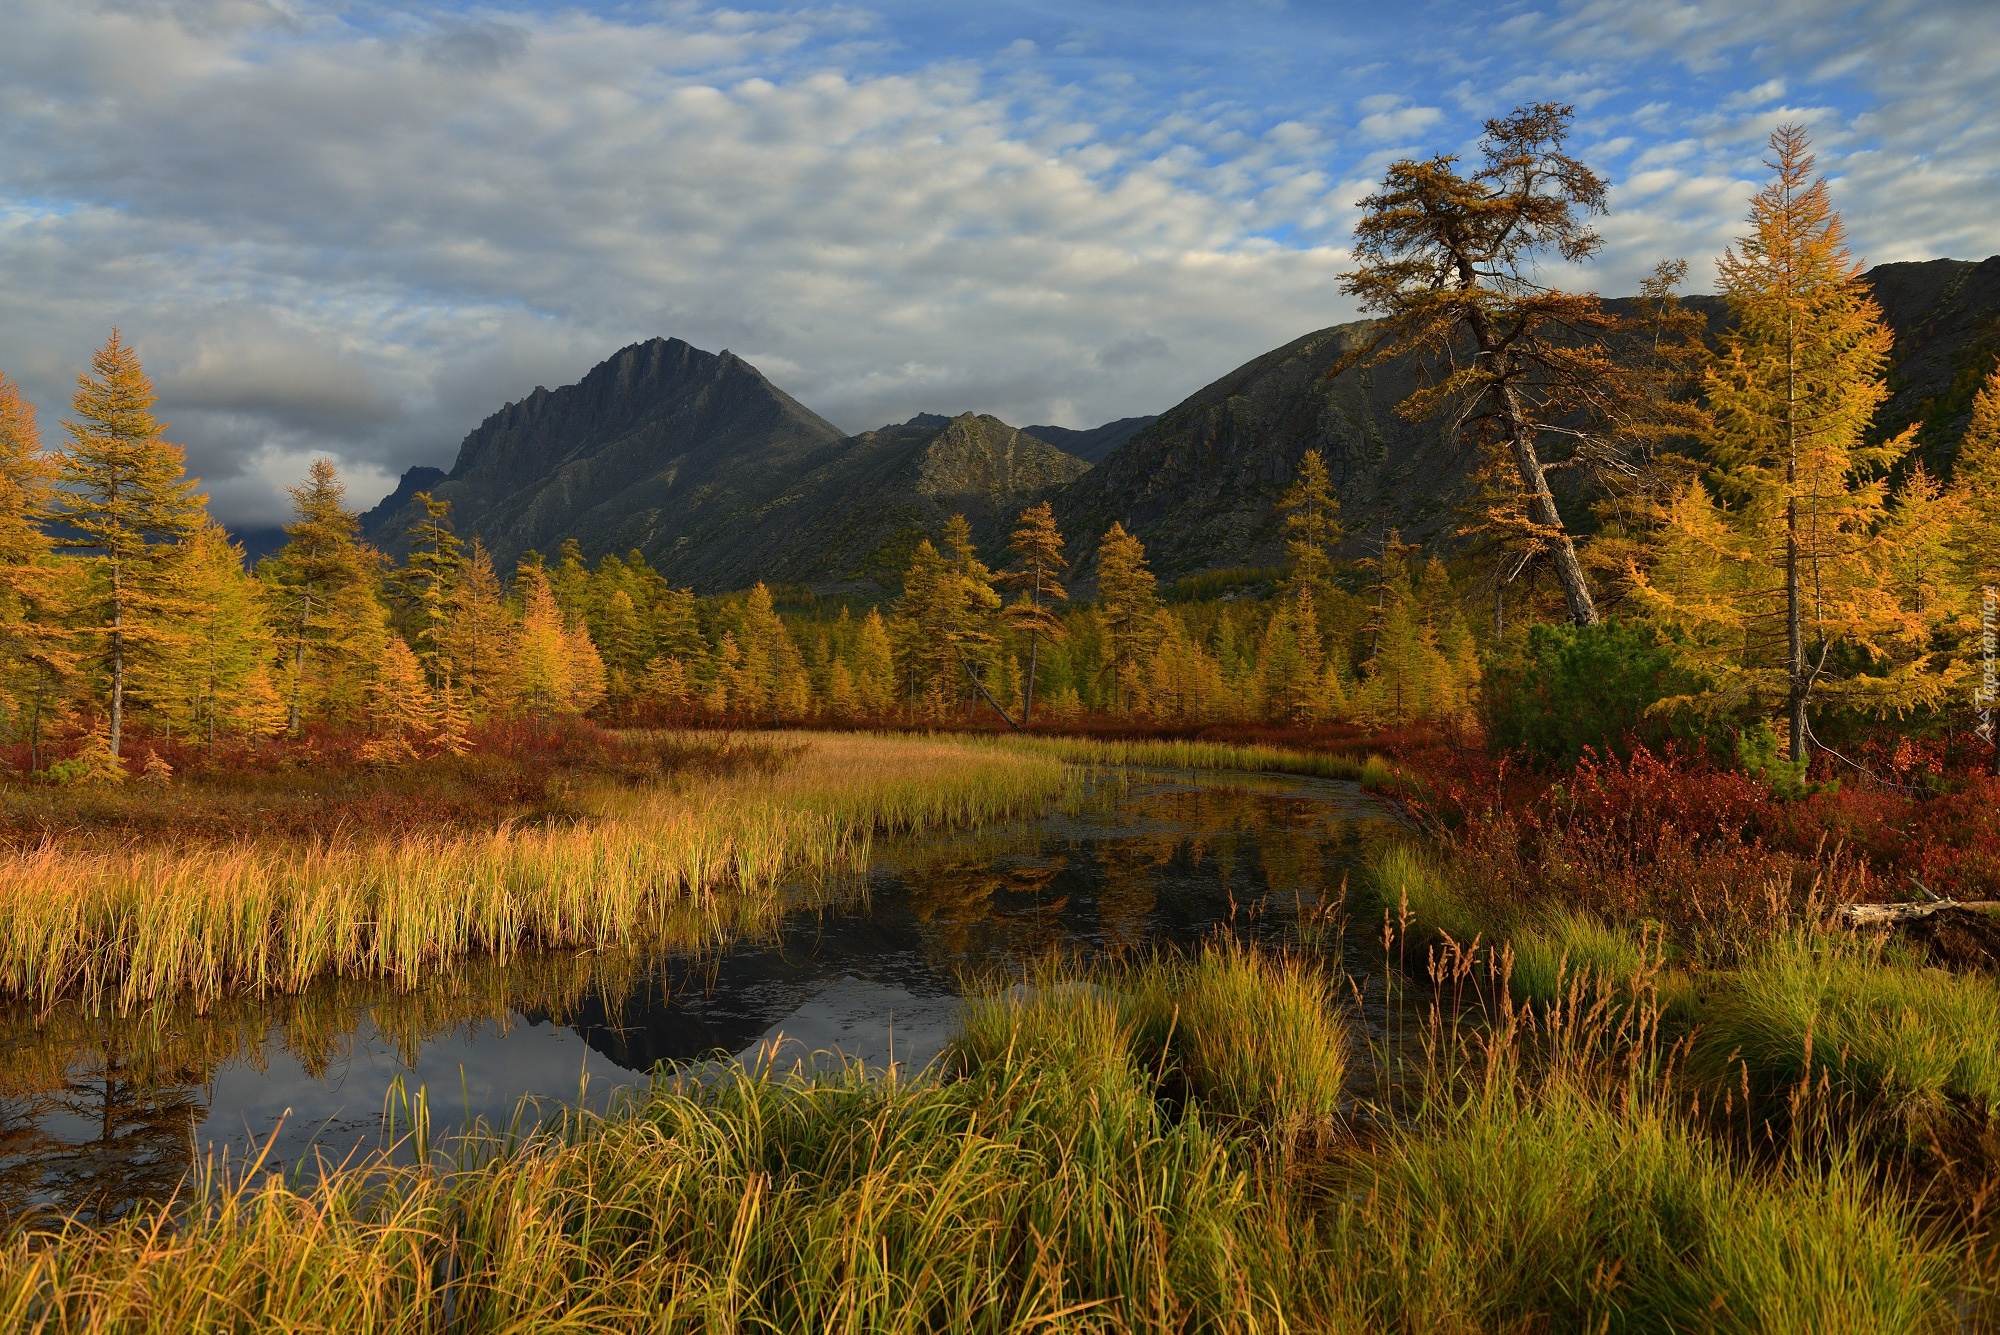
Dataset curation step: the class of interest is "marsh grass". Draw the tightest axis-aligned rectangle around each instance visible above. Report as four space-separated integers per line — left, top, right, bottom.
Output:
1002 734 1400 788
0 733 1072 1011
0 943 1970 1333
1698 933 2000 1132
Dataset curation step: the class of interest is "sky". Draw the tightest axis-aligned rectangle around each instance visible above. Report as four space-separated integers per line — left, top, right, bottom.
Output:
3 0 1997 529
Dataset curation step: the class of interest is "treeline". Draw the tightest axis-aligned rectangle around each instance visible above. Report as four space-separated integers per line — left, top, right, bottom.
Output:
1 119 1995 777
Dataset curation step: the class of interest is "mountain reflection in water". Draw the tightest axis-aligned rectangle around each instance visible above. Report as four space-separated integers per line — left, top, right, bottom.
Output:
0 769 1395 1221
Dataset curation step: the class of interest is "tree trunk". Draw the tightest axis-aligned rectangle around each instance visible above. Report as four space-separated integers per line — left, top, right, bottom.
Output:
1497 383 1598 627
1785 317 1808 764
109 581 124 758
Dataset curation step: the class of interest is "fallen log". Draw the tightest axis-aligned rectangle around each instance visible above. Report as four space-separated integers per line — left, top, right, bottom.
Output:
1837 900 2000 927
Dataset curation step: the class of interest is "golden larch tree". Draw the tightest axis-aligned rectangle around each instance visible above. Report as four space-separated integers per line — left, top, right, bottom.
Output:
1000 501 1068 726
48 331 206 755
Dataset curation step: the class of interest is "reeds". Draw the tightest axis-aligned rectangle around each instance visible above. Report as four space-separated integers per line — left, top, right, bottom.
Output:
1000 734 1396 785
0 733 1072 1011
0 943 1968 1333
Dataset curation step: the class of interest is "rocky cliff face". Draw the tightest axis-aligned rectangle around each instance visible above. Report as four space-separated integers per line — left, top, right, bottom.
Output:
361 337 849 577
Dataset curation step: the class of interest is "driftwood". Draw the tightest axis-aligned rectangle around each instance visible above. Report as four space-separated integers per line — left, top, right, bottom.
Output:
1835 876 2000 926
1837 900 2000 926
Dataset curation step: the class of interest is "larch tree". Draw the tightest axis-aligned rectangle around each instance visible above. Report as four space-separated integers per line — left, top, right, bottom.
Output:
365 636 436 760
940 515 1012 725
1000 501 1069 727
512 566 578 721
439 541 516 721
145 522 282 749
1641 126 1945 762
1096 523 1162 713
267 460 385 732
1342 103 1627 628
853 607 896 715
0 374 73 757
1278 449 1342 611
1951 365 2000 771
48 331 206 756
392 491 463 688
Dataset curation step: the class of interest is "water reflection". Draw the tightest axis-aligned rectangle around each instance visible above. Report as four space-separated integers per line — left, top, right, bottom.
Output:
0 769 1395 1220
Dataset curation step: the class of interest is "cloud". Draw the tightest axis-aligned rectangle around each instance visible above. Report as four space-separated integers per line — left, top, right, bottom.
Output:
0 0 1992 530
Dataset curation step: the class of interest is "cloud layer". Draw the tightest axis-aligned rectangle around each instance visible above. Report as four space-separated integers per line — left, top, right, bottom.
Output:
1 0 1993 527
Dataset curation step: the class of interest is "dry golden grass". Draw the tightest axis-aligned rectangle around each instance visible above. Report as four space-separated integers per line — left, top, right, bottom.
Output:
0 732 1071 1011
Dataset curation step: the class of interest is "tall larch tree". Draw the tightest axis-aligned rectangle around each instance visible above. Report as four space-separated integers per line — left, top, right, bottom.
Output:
940 515 1011 724
1096 523 1162 713
1343 103 1629 627
392 491 463 688
1951 365 2000 772
1000 501 1068 726
1673 126 1940 761
267 460 385 732
1278 449 1342 611
48 331 206 756
853 607 896 715
143 522 283 748
439 541 516 721
0 374 72 753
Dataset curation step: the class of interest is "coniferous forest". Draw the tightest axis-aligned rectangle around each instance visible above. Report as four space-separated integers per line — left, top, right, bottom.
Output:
0 112 1997 1331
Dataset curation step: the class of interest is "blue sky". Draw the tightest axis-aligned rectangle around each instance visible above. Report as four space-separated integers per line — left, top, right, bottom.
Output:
2 0 1995 527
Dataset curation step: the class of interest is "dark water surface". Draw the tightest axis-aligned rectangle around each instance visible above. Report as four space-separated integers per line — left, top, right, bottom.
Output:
0 769 1397 1221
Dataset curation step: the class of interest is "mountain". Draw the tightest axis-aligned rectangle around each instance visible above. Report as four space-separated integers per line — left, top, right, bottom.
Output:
358 256 1997 594
1023 416 1158 464
1053 256 2000 583
361 337 850 578
686 412 1090 591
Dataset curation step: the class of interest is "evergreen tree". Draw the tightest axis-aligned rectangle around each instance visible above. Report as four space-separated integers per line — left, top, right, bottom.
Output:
0 374 73 759
266 460 385 732
1000 501 1069 726
1096 523 1162 713
892 540 951 716
48 332 206 755
1254 590 1326 723
940 515 1010 723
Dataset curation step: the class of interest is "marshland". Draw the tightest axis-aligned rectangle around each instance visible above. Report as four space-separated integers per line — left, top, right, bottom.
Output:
0 70 1997 1335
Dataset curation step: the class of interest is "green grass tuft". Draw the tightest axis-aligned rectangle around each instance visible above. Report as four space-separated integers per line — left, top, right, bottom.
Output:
1697 933 2000 1127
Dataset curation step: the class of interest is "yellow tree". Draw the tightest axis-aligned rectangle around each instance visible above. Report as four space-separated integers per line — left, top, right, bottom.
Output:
365 636 436 760
266 460 387 732
1000 501 1069 726
1096 523 1162 713
853 607 896 715
391 491 463 688
142 522 284 749
1952 366 2000 771
0 374 75 761
1643 126 1948 761
1253 590 1326 723
1278 449 1342 614
47 332 205 755
439 541 517 721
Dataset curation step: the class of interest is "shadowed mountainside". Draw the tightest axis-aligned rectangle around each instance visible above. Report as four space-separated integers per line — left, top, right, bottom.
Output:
360 257 1998 592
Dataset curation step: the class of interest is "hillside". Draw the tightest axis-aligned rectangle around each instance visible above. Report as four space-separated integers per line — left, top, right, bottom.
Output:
360 256 2000 592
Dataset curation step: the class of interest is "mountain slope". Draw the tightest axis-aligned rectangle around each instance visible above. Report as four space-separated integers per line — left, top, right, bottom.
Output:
1052 256 2000 583
361 337 848 577
1023 417 1158 464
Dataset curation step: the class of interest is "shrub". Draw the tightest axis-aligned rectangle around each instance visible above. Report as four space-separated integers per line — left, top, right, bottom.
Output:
1483 621 1716 768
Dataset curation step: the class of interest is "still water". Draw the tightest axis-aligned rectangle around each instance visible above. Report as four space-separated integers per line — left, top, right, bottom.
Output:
0 769 1397 1221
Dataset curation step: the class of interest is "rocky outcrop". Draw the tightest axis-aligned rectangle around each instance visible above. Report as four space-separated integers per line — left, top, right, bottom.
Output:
360 337 849 579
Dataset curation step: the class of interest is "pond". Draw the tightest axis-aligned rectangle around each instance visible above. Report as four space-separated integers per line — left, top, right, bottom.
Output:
0 768 1400 1222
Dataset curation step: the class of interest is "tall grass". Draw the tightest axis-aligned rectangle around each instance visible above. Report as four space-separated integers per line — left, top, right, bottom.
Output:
0 945 1964 1333
1698 933 2000 1128
1000 733 1396 785
0 733 1071 1011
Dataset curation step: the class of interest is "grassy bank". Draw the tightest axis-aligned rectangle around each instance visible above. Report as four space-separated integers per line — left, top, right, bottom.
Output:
998 733 1401 788
0 945 1969 1332
0 732 1072 1011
